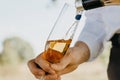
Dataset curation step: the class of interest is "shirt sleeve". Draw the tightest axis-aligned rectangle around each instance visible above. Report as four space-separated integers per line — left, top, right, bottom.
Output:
78 8 107 61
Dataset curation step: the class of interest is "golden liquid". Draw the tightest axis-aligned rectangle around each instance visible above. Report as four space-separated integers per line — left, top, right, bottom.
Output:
43 39 72 63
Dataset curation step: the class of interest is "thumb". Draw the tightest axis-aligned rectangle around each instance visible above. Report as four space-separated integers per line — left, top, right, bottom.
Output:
51 50 72 71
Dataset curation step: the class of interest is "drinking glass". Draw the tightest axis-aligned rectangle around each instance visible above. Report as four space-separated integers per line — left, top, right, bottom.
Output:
43 3 77 64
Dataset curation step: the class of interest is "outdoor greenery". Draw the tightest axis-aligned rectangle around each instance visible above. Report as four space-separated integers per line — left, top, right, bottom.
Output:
0 37 34 65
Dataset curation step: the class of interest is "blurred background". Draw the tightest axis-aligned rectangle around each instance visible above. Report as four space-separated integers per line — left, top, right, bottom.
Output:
0 0 110 80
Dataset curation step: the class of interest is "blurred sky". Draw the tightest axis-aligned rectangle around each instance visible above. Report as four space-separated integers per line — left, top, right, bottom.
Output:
0 0 85 55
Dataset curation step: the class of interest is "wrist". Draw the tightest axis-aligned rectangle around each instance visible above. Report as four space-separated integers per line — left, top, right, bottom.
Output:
74 41 90 62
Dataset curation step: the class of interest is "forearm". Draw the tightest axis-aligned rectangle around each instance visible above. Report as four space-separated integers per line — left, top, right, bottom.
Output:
74 41 90 64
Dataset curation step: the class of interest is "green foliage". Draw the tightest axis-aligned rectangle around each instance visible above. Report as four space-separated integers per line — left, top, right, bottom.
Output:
0 37 34 65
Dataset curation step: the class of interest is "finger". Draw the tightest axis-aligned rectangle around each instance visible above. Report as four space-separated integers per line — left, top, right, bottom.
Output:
35 53 56 74
57 64 78 75
56 76 61 80
35 75 43 79
44 74 59 80
51 49 72 71
27 59 45 77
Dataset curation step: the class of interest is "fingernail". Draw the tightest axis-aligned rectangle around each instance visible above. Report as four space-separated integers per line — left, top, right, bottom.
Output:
40 76 45 80
48 69 55 74
35 76 41 79
51 70 56 74
52 64 61 71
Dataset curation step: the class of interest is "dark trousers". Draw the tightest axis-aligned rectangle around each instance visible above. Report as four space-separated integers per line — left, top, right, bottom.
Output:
107 34 120 80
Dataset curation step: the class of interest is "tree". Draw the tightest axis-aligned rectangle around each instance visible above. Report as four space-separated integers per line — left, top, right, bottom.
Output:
0 37 34 65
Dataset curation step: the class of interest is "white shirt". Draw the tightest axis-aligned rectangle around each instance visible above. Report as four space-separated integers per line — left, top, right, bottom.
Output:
78 5 120 61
